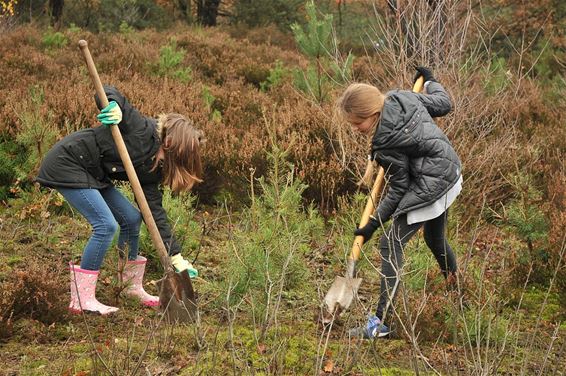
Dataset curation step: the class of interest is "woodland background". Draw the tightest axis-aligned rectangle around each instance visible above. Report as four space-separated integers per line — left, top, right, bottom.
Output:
0 0 565 375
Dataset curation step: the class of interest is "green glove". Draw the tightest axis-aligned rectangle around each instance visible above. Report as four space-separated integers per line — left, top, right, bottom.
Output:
97 101 123 127
170 253 198 278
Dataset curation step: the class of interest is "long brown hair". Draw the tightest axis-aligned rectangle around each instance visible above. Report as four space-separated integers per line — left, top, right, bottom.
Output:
155 113 203 194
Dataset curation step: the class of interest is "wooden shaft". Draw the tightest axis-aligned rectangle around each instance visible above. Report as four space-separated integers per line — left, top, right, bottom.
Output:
348 76 425 261
78 40 173 272
413 76 424 94
349 167 385 261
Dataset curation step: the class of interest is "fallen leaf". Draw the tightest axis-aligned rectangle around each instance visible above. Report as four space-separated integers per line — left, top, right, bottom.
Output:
323 359 334 373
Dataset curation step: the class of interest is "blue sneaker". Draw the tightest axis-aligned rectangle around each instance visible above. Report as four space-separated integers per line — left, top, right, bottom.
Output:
349 315 391 339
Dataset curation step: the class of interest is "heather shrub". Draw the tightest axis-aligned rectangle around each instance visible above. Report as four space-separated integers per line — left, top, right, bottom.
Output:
0 259 68 340
225 24 297 50
241 64 270 88
0 21 563 219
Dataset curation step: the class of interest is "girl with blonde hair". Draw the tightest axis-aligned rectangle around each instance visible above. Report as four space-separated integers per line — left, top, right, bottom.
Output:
337 67 462 339
37 85 203 315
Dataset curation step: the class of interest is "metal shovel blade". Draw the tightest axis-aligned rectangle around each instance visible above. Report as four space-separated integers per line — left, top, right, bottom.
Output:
158 270 197 323
323 275 362 323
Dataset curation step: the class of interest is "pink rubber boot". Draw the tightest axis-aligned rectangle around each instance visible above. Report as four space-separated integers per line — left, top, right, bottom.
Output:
121 256 159 307
69 263 119 315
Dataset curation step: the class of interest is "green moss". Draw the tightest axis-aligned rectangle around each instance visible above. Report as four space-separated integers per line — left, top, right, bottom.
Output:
19 358 49 375
70 342 92 354
520 289 562 321
363 367 422 376
73 356 94 372
6 255 23 266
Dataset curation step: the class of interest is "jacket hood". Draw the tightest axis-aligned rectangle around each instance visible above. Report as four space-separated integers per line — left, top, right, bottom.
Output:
372 90 419 149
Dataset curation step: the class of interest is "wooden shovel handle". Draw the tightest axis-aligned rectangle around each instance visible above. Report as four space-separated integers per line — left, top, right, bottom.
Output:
413 75 424 95
78 40 174 272
349 76 424 261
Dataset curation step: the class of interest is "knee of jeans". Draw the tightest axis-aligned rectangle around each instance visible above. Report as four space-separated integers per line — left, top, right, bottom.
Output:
94 219 119 239
126 210 142 230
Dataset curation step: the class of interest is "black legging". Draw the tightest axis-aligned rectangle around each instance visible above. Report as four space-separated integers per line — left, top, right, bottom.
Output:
376 211 457 321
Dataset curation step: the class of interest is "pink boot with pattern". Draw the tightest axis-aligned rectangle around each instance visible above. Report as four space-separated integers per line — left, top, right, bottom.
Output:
69 263 119 315
121 256 159 307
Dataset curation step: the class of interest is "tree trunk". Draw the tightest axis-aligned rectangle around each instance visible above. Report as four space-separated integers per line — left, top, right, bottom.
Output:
48 0 64 30
174 0 193 23
197 0 221 26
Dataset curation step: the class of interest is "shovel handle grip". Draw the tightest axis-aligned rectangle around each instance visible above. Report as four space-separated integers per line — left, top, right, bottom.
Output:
78 40 174 273
413 76 424 95
349 76 424 261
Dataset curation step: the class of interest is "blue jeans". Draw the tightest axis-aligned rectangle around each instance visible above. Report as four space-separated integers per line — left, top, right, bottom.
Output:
58 186 142 270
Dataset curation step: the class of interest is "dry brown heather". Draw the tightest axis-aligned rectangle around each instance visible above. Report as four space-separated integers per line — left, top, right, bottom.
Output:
0 24 564 223
0 25 356 210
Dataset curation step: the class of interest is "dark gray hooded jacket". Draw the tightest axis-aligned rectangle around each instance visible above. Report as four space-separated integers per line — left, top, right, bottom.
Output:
372 82 461 222
36 86 181 256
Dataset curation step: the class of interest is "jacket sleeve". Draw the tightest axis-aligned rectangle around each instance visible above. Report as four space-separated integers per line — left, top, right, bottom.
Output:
140 183 182 256
373 149 410 223
95 85 149 135
413 81 452 117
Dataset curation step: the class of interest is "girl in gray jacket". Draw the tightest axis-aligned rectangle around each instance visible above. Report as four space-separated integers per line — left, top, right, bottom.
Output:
337 67 462 339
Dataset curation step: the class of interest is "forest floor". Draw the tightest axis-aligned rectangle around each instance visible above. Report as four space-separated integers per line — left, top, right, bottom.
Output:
1 194 564 376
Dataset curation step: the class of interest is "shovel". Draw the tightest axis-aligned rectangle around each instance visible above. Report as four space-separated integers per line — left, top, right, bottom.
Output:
322 77 424 322
79 40 197 323
323 166 385 322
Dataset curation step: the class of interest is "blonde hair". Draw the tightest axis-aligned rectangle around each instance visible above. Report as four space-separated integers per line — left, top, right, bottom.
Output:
336 83 385 187
336 83 385 123
155 113 203 194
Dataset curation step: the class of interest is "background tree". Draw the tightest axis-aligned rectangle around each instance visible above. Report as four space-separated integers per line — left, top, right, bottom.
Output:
48 0 63 29
171 0 193 23
233 0 302 29
196 0 220 26
291 0 353 103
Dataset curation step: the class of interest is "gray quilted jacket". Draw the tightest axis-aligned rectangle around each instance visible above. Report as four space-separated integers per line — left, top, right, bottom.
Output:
371 82 461 222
